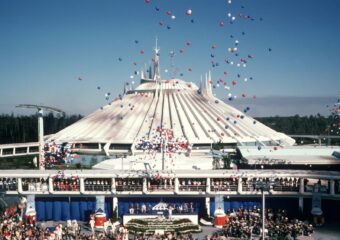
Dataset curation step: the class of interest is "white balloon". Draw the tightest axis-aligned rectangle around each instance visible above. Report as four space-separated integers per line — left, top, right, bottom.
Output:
171 15 176 20
227 13 232 17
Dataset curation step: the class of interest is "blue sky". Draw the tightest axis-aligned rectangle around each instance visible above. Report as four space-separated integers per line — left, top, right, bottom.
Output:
0 0 339 116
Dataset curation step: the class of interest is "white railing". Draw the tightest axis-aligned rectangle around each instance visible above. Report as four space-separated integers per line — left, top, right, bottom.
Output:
0 173 340 198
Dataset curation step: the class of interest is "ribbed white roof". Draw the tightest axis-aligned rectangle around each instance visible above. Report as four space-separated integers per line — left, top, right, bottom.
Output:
48 78 295 146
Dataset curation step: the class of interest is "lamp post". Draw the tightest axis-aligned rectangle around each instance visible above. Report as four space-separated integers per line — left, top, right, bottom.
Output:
254 180 273 240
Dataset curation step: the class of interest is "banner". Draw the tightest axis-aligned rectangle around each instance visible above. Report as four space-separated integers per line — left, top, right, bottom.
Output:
26 195 35 213
214 195 224 212
96 195 105 213
311 192 322 215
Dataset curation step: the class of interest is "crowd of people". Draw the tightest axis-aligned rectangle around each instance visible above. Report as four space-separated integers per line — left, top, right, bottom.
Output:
84 178 112 192
52 173 80 192
115 178 143 192
208 208 313 240
148 178 174 191
210 178 237 192
0 203 116 239
0 178 17 191
179 179 206 192
22 178 49 192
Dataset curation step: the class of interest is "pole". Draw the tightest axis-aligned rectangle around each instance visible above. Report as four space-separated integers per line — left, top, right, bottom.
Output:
262 189 265 240
37 109 45 170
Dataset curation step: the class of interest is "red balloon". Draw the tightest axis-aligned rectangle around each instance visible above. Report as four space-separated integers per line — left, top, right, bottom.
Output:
219 21 225 27
232 80 237 86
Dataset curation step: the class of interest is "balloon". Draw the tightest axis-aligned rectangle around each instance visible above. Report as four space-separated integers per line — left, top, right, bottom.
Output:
159 21 164 26
268 48 272 52
219 21 225 27
227 13 232 18
171 15 176 20
186 9 192 16
118 57 122 62
232 80 237 86
78 76 83 80
155 7 160 11
97 86 101 90
167 25 171 30
186 41 192 46
145 0 150 3
179 48 184 53
140 50 145 54
134 40 139 44
166 10 172 16
190 19 195 23
211 44 217 49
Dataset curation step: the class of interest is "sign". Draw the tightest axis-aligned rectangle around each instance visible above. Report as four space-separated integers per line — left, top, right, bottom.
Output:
311 192 322 215
26 195 35 210
96 195 105 213
215 195 224 212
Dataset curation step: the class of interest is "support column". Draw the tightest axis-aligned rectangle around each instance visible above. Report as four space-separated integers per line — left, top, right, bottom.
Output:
330 180 335 195
49 177 54 193
17 178 23 194
38 109 45 170
298 197 304 215
111 178 116 193
206 177 211 194
174 178 179 194
238 178 243 194
262 190 265 240
143 178 147 193
299 178 304 194
205 197 211 217
113 196 118 220
80 178 85 194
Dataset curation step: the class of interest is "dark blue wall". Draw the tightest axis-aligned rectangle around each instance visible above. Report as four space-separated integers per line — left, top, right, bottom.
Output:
35 197 113 221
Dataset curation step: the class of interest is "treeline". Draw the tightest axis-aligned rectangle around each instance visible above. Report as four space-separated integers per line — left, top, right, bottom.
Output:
0 113 82 144
255 114 338 136
0 114 338 144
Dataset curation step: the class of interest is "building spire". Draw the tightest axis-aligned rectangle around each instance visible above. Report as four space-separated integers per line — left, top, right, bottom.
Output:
153 37 161 81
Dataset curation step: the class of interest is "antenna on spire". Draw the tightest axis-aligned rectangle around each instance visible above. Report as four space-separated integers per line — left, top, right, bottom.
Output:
153 37 161 81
